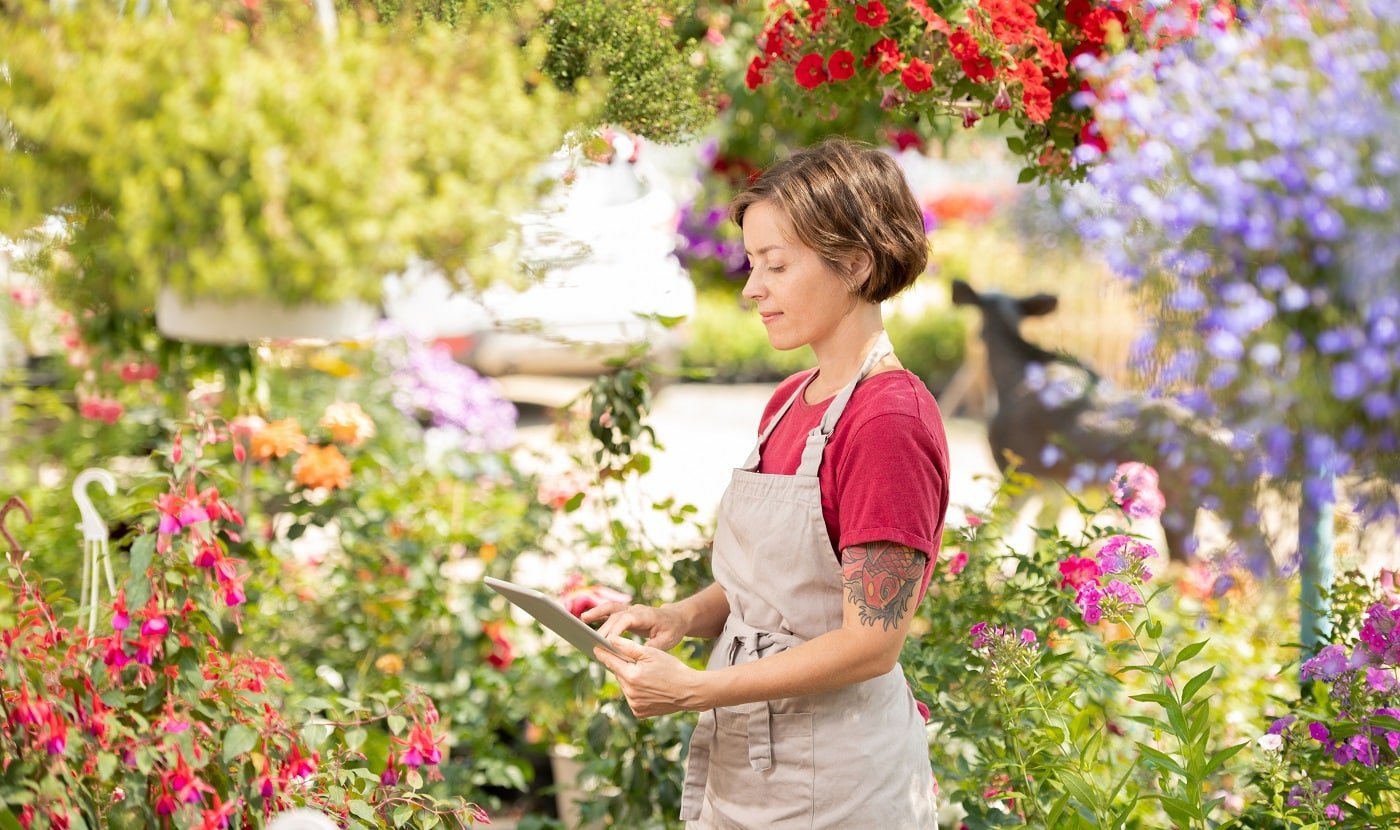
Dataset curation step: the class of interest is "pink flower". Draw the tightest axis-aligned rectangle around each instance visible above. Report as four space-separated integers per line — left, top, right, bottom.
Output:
1020 629 1038 647
947 550 969 576
1109 462 1166 520
381 752 399 786
1103 579 1143 607
140 616 169 638
561 574 631 619
1058 556 1101 590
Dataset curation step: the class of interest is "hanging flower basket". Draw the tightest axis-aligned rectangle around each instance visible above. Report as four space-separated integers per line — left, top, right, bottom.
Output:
0 2 596 345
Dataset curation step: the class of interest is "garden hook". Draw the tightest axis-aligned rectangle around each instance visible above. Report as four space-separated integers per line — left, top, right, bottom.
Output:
1 496 33 562
73 467 118 634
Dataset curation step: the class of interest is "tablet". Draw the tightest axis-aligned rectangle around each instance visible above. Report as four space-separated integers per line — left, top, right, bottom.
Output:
484 576 632 663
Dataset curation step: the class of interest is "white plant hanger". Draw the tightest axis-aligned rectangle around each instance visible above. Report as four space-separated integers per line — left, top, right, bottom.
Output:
73 467 117 635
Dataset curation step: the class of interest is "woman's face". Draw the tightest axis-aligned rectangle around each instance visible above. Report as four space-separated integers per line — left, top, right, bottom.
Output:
740 200 856 352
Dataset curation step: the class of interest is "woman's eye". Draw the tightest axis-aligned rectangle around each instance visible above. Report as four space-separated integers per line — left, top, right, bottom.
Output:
769 265 786 273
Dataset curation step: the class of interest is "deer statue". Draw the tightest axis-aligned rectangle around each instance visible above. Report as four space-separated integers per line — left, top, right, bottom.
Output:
950 279 1236 562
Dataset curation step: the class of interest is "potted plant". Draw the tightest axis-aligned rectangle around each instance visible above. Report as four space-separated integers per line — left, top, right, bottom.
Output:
0 1 594 344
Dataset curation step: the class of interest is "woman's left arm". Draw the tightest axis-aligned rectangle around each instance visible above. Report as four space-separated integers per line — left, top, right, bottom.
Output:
596 541 927 717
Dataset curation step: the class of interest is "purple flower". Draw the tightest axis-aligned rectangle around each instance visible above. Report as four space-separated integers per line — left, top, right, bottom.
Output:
1104 579 1144 607
1309 721 1331 742
1267 714 1297 735
1301 644 1350 683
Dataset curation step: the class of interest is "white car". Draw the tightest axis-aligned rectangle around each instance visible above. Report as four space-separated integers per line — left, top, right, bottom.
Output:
383 134 696 379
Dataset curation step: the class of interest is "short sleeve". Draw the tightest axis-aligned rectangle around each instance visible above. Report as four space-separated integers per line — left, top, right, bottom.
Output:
834 412 947 559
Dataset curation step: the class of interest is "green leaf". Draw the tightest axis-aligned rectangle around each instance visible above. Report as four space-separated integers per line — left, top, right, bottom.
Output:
1203 740 1249 777
421 815 441 830
97 752 118 781
301 721 333 748
1175 640 1208 665
1136 742 1187 778
1180 666 1215 705
388 714 408 735
222 724 259 763
393 805 414 828
0 810 23 830
345 728 368 751
1059 771 1098 807
348 800 377 824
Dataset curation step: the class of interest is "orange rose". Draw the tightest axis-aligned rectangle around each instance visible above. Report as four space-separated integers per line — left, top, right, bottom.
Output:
293 444 352 491
250 418 306 461
318 401 375 448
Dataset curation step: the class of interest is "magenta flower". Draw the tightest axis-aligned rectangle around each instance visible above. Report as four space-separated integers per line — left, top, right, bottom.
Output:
140 616 169 638
947 550 969 576
1109 462 1166 520
1103 579 1144 607
1309 722 1331 742
1058 556 1102 590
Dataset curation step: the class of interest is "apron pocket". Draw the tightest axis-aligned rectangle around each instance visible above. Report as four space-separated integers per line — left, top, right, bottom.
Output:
709 708 815 828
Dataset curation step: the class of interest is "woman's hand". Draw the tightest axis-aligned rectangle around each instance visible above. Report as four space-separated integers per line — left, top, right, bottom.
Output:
594 638 707 718
581 602 689 652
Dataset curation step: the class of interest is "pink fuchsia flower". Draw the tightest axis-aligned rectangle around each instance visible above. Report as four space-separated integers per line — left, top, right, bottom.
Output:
1058 556 1101 590
1109 461 1166 520
1301 644 1351 683
947 550 969 576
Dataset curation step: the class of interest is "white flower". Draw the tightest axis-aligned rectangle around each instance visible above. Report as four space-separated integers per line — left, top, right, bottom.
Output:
1257 733 1284 753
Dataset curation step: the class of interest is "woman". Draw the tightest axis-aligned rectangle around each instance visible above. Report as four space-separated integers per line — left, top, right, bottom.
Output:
586 138 949 828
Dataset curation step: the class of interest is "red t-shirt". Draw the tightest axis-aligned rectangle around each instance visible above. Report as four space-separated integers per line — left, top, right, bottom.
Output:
757 369 950 597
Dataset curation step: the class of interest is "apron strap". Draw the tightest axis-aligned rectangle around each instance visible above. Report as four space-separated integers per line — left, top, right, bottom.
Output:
794 332 894 478
740 370 819 471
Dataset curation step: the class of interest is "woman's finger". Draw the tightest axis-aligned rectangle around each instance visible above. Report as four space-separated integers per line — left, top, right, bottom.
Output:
579 601 622 623
598 607 644 640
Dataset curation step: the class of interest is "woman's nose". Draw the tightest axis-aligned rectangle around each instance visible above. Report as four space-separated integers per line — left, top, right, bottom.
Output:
741 268 763 301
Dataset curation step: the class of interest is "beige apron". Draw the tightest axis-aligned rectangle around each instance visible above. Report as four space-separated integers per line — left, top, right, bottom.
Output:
681 333 937 829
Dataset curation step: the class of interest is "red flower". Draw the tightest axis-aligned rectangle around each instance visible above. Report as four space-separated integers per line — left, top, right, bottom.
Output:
949 28 995 83
1057 556 1102 590
794 52 828 90
1023 83 1053 123
947 550 969 576
483 621 514 670
561 574 631 619
978 0 1038 46
854 0 890 27
746 56 769 91
863 37 902 74
828 49 856 82
1079 119 1109 153
901 58 934 93
807 0 830 30
907 0 950 33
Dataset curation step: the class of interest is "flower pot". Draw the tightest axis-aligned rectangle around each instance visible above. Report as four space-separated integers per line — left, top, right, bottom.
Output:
155 287 377 344
549 744 604 830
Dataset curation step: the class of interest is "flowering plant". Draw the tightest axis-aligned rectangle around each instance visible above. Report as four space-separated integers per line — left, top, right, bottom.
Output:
1238 571 1400 825
745 0 1234 179
0 418 483 828
1067 0 1400 519
904 463 1254 828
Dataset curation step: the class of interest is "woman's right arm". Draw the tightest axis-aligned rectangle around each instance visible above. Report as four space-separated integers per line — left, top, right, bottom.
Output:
582 582 729 650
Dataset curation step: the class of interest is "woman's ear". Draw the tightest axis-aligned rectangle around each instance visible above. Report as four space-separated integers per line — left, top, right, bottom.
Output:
846 251 874 288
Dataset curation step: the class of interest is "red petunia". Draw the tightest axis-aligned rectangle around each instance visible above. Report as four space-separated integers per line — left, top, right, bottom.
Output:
978 0 1038 46
854 0 890 27
746 56 769 91
807 0 831 30
794 52 828 90
949 28 995 83
863 37 903 74
1023 83 1053 123
828 49 856 82
907 0 951 33
901 58 934 93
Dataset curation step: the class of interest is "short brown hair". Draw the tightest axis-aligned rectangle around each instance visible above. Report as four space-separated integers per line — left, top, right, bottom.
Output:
730 138 928 303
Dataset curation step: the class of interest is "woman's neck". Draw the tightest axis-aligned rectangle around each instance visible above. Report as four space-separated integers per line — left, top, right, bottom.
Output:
806 304 887 401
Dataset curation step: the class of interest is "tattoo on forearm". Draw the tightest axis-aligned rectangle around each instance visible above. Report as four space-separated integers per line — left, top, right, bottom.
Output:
841 542 927 631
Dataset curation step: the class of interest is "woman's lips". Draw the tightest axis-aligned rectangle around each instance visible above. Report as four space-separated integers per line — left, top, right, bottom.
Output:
760 312 782 324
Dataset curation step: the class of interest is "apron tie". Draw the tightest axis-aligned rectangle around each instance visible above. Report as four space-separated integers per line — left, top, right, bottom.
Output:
681 621 804 819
